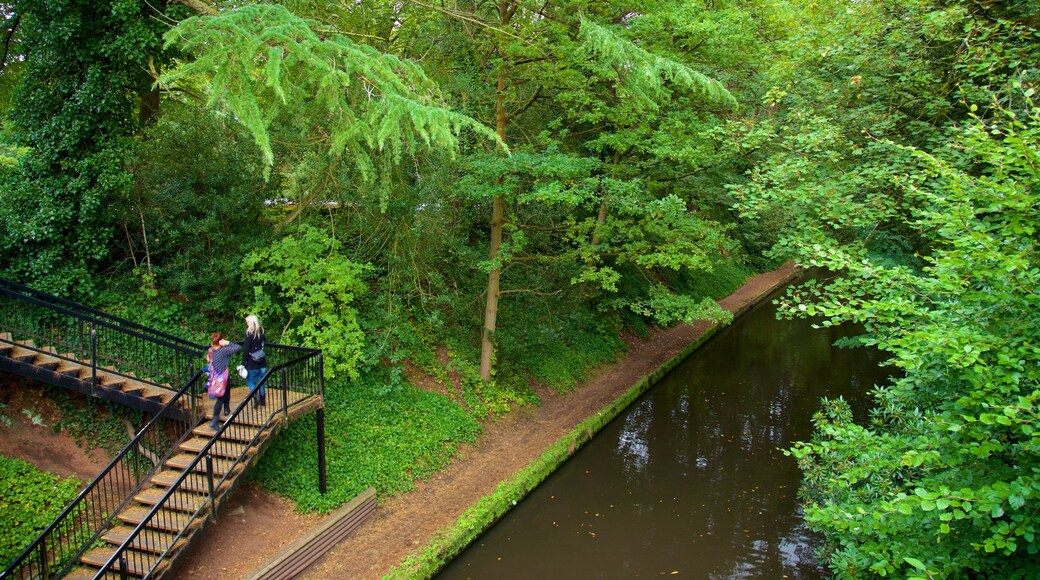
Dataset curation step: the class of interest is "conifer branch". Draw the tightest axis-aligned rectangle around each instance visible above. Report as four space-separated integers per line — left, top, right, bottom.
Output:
578 18 738 111
406 0 524 40
160 4 504 180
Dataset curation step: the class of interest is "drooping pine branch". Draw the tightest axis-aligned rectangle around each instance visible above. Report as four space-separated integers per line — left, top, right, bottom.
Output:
579 18 738 111
160 4 502 175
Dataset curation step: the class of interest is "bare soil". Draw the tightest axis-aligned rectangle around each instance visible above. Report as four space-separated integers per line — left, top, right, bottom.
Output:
0 263 796 579
0 380 111 482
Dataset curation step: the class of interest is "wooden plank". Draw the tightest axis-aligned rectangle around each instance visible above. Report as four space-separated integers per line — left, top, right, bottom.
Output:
101 525 178 554
244 487 377 580
134 487 207 512
80 546 158 577
165 452 236 476
117 506 191 532
179 436 248 458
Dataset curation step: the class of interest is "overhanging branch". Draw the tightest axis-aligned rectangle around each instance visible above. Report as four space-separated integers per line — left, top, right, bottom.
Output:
171 0 218 16
1 13 20 74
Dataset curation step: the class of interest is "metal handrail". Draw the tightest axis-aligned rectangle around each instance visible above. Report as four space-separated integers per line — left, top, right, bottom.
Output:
1 372 208 579
0 278 199 351
0 285 204 392
0 279 324 579
96 348 324 578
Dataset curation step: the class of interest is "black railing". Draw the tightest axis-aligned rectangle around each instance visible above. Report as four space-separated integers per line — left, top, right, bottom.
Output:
0 278 325 579
2 373 208 579
0 279 204 395
94 346 323 578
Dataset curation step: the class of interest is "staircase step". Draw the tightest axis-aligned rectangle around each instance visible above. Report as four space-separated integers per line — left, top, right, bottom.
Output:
180 436 248 459
79 546 160 577
117 505 191 532
135 384 173 402
95 370 127 388
134 487 208 513
31 352 64 370
61 566 119 580
54 360 88 377
101 525 180 555
151 469 221 495
5 346 38 363
193 422 261 442
166 452 237 476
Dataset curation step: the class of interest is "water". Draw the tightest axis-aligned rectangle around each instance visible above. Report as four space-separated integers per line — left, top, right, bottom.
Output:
438 282 892 578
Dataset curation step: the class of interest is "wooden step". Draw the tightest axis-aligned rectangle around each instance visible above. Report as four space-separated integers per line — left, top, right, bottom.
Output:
135 384 173 402
117 505 191 533
95 370 127 388
79 546 159 577
193 422 262 442
180 436 248 459
151 469 221 495
62 566 120 580
4 346 38 363
100 525 180 555
31 352 64 370
54 360 89 377
165 452 237 477
134 487 208 513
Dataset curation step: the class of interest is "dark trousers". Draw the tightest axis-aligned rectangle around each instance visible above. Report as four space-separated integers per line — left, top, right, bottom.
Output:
211 390 230 425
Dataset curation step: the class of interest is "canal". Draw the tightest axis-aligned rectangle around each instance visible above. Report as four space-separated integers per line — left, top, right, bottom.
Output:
438 279 892 578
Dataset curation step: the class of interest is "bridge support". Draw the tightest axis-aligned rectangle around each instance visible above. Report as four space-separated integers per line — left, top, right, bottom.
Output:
317 407 327 495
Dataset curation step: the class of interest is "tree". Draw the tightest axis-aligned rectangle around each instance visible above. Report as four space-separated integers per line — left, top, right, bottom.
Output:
158 1 739 384
0 0 175 294
401 0 738 381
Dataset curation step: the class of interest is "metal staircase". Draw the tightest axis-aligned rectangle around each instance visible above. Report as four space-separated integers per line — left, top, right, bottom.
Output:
0 278 326 579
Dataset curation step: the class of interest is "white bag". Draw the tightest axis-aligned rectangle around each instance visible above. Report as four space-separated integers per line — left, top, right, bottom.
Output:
236 365 248 379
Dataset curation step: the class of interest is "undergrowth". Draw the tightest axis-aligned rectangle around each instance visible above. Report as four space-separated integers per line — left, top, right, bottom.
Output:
250 371 482 513
0 456 80 569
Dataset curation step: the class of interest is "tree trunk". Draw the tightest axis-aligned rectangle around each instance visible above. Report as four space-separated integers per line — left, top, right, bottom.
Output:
479 23 511 381
479 194 505 380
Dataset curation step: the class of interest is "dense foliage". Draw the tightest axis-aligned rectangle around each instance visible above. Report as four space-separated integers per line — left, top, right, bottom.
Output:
0 456 80 568
2 0 1036 575
0 0 176 295
732 0 1040 576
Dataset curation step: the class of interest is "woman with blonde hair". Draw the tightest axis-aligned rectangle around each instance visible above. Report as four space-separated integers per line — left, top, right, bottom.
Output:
243 314 268 407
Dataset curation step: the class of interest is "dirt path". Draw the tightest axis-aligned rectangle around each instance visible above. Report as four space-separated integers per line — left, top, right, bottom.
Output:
178 262 797 580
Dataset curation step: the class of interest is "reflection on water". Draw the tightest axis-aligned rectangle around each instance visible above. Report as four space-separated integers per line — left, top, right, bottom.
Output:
438 284 892 579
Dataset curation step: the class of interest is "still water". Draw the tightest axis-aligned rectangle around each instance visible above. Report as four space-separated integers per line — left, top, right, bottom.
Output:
438 282 892 579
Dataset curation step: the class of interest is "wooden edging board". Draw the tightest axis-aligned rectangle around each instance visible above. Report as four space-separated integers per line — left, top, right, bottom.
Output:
244 487 377 580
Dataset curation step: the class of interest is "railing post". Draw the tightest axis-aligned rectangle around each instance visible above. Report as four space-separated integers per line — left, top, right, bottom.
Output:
90 323 98 398
120 554 129 580
281 367 289 420
206 454 217 523
38 536 47 578
317 406 326 495
318 352 325 398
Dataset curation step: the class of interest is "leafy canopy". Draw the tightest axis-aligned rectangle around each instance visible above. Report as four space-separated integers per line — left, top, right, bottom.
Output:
160 4 503 186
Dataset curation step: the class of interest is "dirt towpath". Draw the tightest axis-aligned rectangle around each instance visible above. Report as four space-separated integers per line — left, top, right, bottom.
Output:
172 262 800 579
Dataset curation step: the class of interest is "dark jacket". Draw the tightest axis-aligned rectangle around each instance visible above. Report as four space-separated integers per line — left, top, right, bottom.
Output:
243 330 267 370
